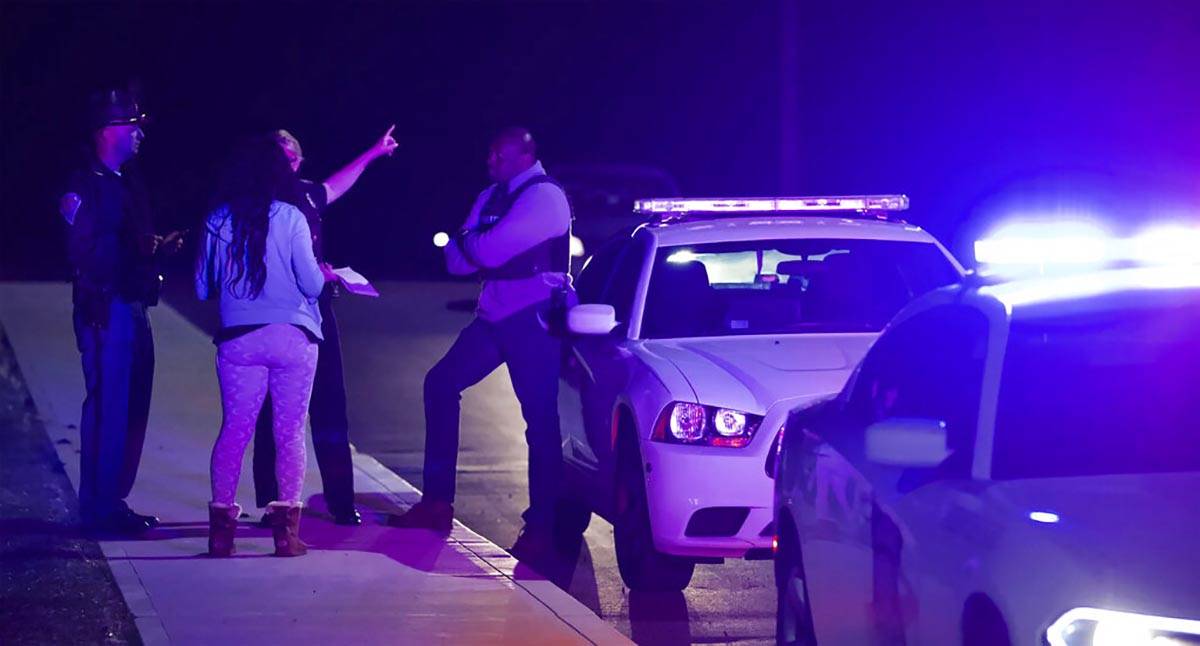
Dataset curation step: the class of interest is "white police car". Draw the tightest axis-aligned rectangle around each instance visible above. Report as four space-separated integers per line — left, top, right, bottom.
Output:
771 263 1200 645
554 195 964 591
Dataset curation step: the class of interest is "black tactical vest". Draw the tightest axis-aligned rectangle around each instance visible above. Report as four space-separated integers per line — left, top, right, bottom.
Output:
474 175 572 281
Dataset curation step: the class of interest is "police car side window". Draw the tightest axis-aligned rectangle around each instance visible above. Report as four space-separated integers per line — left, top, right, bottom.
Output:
858 305 989 477
603 235 651 328
575 240 626 305
845 325 904 421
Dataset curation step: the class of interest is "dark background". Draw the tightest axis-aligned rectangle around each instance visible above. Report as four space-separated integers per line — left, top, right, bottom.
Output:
4 1 1199 282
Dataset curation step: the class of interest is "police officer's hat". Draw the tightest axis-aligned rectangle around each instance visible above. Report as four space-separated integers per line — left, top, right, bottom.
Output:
87 89 148 132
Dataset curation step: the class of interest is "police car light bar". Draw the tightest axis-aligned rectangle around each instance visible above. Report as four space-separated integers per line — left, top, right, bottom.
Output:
974 221 1200 274
634 194 910 214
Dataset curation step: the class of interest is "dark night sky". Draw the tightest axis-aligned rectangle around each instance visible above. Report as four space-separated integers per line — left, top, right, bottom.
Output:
3 1 1198 281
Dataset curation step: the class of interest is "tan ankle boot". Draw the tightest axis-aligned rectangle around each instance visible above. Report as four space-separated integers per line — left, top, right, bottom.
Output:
208 503 241 557
265 501 307 557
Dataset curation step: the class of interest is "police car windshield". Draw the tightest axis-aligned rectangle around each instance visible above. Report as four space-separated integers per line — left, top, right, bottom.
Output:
640 238 959 339
992 296 1200 480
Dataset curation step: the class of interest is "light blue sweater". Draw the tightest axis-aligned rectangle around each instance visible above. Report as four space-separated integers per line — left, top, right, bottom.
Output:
195 201 325 340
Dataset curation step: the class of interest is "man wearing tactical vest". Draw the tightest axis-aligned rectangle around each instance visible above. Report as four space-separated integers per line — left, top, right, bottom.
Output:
390 127 573 562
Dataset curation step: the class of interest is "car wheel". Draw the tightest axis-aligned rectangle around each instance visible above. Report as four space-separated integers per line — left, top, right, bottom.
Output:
613 441 695 591
775 526 817 646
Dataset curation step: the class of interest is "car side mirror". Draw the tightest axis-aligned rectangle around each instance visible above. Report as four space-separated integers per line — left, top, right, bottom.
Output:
568 304 618 336
865 418 949 467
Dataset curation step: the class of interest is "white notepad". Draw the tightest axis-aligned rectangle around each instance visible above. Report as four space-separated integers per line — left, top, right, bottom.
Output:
332 267 379 297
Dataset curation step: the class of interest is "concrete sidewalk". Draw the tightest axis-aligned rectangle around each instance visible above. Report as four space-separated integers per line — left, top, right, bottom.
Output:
0 282 629 646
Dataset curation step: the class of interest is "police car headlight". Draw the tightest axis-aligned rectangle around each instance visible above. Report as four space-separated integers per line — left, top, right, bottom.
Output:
653 403 762 448
714 409 747 437
1046 607 1200 646
668 403 706 442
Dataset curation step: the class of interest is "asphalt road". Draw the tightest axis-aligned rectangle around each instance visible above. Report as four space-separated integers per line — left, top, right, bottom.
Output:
167 279 776 645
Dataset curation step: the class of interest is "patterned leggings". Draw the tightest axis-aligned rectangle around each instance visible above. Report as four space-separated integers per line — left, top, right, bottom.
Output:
211 324 318 506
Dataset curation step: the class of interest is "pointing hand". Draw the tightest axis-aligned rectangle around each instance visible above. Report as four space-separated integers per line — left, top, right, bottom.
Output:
372 124 399 159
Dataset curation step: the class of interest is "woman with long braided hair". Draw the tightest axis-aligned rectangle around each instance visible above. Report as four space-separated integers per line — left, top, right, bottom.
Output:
195 135 333 557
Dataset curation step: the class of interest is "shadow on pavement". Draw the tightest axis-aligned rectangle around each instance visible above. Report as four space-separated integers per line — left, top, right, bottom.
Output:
505 527 606 626
629 590 693 645
510 521 696 644
87 492 514 572
302 491 529 578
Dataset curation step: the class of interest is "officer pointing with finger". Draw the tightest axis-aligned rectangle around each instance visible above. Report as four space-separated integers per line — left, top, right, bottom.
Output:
249 126 398 526
391 127 573 562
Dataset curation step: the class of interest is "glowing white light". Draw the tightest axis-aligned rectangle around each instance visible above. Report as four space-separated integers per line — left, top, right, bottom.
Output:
974 236 1108 266
433 232 450 248
667 250 700 264
976 219 1200 276
1047 608 1200 646
1092 619 1157 646
713 409 747 437
974 219 1110 269
1131 225 1200 265
570 235 585 258
981 265 1200 307
1028 511 1060 523
669 403 707 441
634 194 908 214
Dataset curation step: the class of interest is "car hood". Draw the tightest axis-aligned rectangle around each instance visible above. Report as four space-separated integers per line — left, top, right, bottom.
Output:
640 334 877 414
984 472 1200 617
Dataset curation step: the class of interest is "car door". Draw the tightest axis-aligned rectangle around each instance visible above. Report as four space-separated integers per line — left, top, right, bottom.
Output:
795 305 988 645
560 234 652 510
560 238 625 473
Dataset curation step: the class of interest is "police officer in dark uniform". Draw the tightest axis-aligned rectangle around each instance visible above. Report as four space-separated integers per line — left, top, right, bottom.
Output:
390 127 573 562
60 90 183 534
250 127 397 526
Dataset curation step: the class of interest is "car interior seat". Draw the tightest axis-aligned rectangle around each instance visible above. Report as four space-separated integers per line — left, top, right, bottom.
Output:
804 253 874 326
643 260 716 337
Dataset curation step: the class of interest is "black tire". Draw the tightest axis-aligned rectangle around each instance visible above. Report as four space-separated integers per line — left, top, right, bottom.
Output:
613 439 695 591
775 524 817 646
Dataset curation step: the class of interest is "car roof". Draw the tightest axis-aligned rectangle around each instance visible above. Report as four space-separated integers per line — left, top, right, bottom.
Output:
643 216 940 247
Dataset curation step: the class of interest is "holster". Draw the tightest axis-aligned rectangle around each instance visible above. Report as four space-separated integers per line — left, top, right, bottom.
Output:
540 284 579 338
